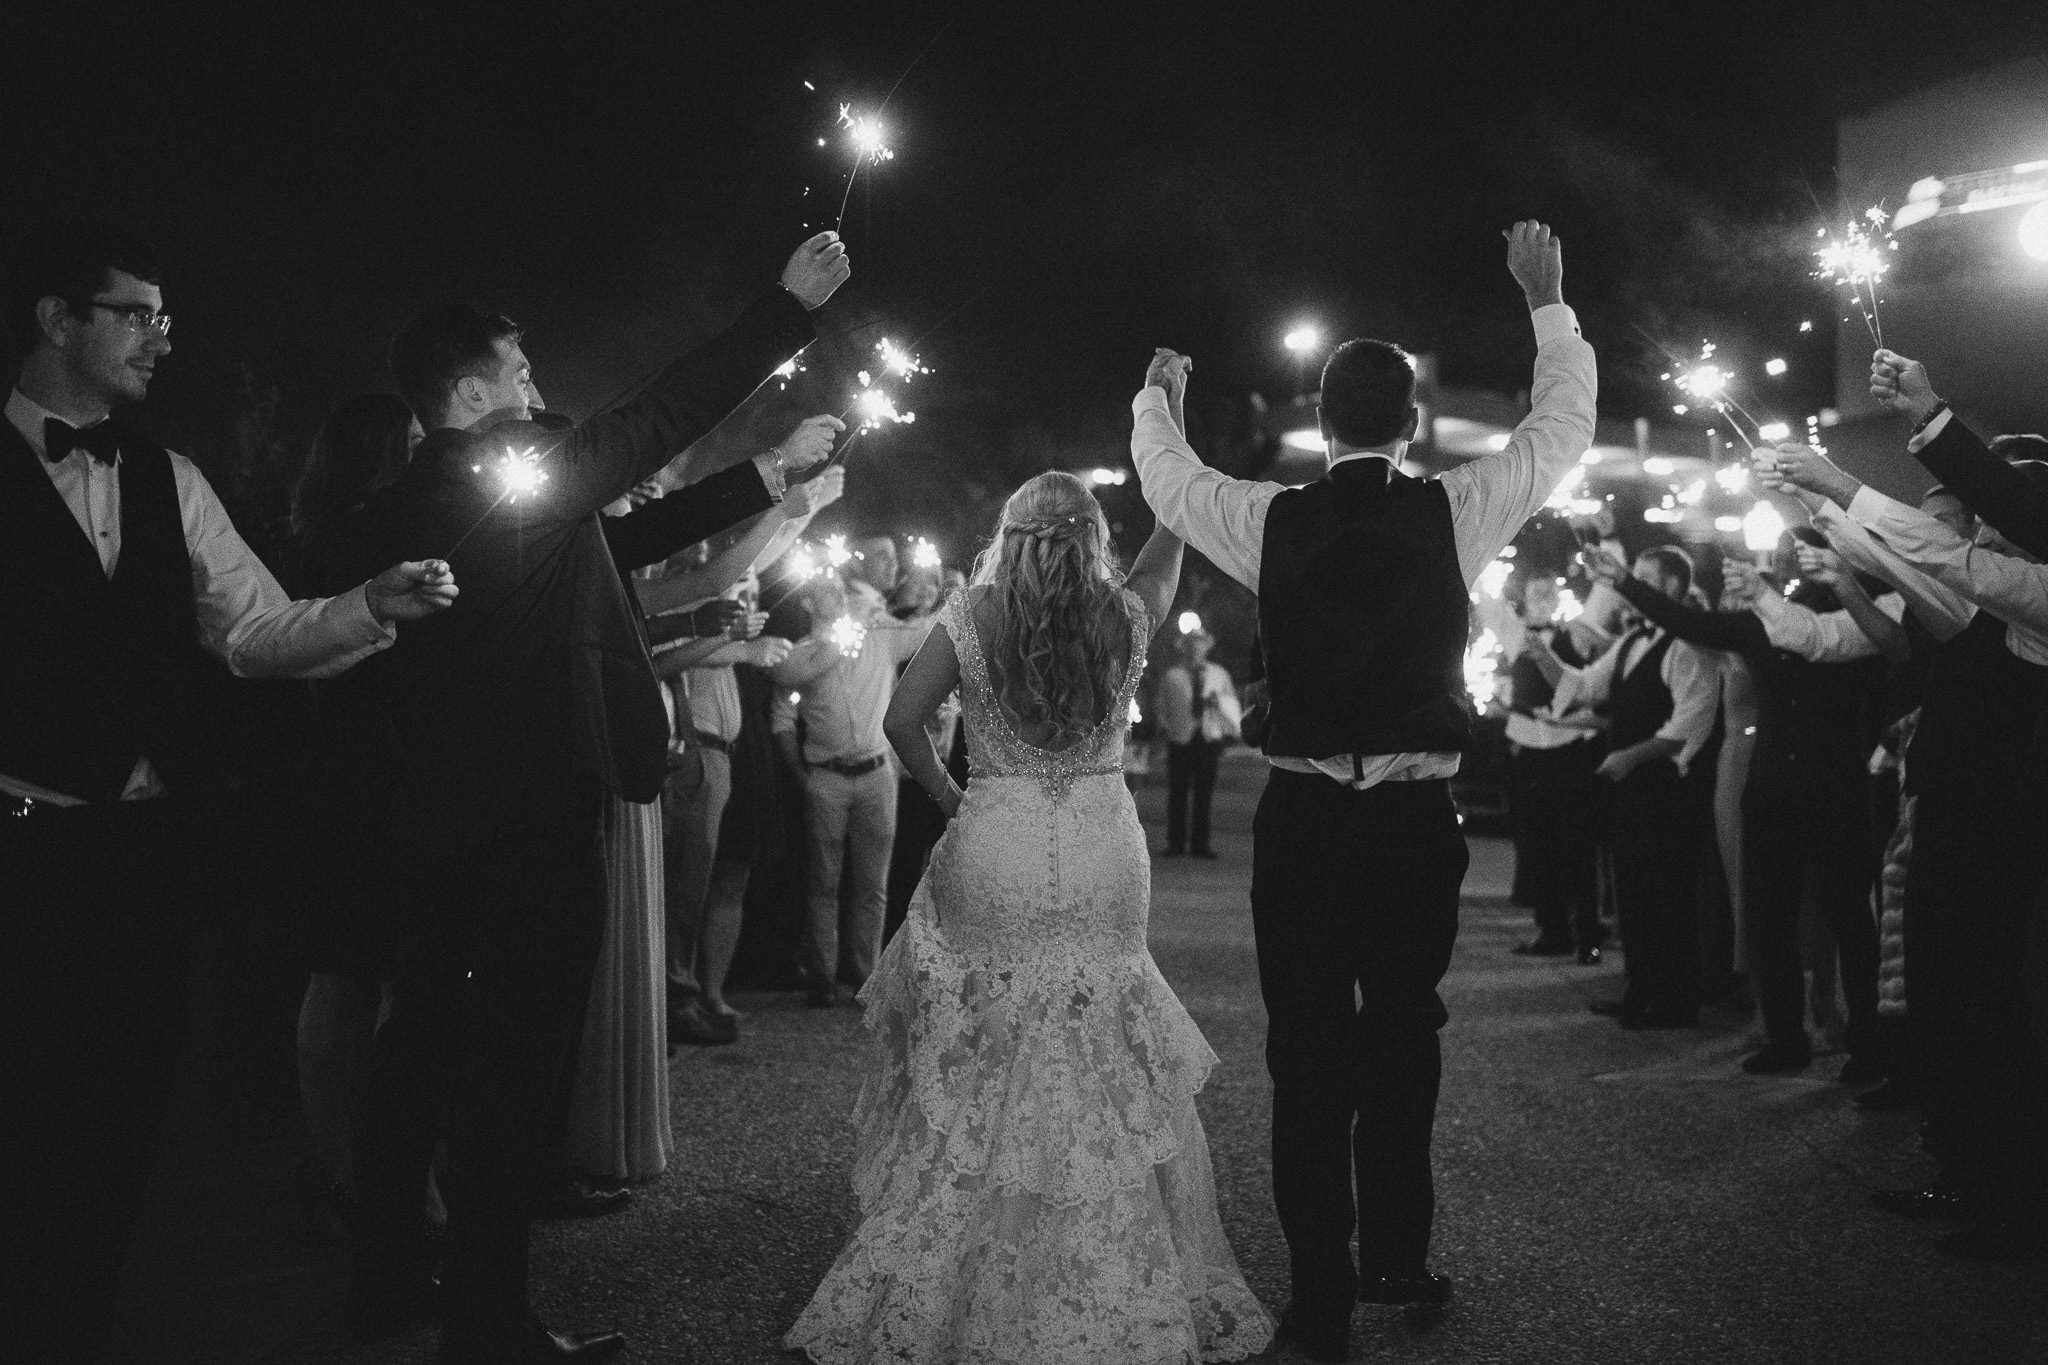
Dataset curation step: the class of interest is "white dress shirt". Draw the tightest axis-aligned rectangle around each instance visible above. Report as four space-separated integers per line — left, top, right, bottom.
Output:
770 613 933 764
1843 483 2048 664
1551 627 1720 775
5 388 394 804
1156 660 1243 745
1807 498 1973 642
1749 587 1906 664
1130 303 1597 789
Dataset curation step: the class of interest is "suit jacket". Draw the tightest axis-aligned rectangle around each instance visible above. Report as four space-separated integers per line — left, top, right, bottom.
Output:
312 289 812 821
1913 416 2048 561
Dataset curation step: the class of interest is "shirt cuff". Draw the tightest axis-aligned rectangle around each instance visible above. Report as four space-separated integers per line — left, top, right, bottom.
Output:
1847 484 1892 524
1530 303 1581 347
344 583 399 648
1906 406 1954 454
1132 387 1171 420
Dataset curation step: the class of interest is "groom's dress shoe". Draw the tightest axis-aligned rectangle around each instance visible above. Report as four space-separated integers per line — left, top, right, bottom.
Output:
441 1319 627 1363
1358 1269 1453 1307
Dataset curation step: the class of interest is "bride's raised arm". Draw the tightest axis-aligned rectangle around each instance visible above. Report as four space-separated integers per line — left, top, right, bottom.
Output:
885 623 966 818
1124 347 1190 632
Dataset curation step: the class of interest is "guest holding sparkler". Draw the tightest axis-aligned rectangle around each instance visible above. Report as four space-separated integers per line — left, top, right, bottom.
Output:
771 569 935 1007
321 232 847 1362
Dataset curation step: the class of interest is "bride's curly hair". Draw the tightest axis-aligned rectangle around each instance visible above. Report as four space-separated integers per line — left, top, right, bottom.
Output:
970 471 1134 749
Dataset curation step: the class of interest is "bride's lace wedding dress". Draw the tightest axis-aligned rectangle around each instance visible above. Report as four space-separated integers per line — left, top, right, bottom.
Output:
785 590 1273 1364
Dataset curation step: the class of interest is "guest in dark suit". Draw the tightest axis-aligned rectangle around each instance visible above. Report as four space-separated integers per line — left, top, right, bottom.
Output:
318 232 847 1363
1132 223 1595 1362
0 224 457 1365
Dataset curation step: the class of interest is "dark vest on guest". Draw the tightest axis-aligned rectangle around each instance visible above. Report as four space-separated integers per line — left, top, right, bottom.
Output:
1508 627 1585 718
0 419 221 803
1605 627 1678 755
1256 457 1471 760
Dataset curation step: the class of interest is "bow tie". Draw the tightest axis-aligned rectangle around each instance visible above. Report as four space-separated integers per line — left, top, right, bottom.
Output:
44 418 121 465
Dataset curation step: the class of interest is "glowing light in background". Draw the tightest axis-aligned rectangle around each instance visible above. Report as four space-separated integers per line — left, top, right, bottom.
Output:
909 537 942 570
1764 357 1789 377
1475 558 1514 600
1642 456 1677 476
1675 479 1707 506
1757 421 1791 443
1715 515 1744 533
1087 467 1129 486
1177 610 1203 636
2021 200 2048 262
1283 325 1322 354
1714 463 1750 495
1464 628 1503 714
1742 500 1788 554
1555 587 1585 622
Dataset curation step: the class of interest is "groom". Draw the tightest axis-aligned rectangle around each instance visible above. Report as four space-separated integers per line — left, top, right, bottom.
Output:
1133 222 1595 1362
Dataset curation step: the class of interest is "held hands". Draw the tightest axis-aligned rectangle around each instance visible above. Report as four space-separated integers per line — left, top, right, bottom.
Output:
1869 349 1941 424
772 415 846 474
687 599 749 640
1578 546 1627 585
1145 348 1193 433
1503 220 1564 310
781 231 851 310
366 560 458 625
1595 749 1638 783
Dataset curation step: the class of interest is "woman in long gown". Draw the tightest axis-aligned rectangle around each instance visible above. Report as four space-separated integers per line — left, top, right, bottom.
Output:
785 446 1274 1356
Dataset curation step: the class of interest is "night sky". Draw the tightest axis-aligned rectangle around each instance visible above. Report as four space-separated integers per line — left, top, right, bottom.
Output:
6 2 2046 551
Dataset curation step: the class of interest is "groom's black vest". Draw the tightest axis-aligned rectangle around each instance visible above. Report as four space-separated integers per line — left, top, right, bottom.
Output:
1256 457 1470 760
0 419 220 804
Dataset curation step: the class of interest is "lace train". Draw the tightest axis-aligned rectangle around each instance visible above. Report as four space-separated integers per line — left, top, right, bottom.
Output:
785 890 1272 1363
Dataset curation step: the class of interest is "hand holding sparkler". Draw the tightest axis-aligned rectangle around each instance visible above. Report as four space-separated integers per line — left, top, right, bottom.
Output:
781 231 851 311
1794 544 1848 587
1503 220 1564 310
1578 545 1628 585
1869 349 1943 426
1719 558 1765 607
784 464 845 520
365 559 459 625
1753 441 1859 508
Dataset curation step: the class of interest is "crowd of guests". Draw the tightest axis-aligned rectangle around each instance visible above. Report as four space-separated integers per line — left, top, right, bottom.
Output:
1494 380 2048 1267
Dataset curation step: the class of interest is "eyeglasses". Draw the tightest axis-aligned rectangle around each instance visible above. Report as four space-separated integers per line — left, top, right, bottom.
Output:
86 300 172 337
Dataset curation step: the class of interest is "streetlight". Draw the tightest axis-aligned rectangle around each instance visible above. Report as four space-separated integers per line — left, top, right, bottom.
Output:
1283 324 1321 355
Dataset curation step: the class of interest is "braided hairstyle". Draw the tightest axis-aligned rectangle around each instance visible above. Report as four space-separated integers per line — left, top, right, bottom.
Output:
969 471 1133 749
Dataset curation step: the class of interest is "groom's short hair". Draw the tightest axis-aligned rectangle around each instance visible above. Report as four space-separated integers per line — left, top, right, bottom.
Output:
1319 339 1417 448
1636 546 1693 599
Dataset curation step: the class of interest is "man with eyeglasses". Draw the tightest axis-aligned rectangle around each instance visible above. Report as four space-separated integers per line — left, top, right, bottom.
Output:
0 223 459 1364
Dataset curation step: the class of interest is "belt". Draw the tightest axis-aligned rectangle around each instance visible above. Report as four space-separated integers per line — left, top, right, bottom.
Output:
691 730 735 756
808 751 890 778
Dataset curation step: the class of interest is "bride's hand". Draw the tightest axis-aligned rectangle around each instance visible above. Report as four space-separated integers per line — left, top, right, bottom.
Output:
1145 348 1192 435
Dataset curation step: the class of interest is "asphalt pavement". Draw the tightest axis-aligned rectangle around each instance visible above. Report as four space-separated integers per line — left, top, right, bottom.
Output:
111 748 2048 1363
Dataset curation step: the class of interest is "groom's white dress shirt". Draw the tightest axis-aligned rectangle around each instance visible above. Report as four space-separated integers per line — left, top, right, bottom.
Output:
4 388 394 806
1131 303 1596 790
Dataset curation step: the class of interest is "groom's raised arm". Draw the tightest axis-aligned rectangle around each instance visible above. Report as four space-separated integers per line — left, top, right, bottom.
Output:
1441 222 1597 585
1130 350 1277 595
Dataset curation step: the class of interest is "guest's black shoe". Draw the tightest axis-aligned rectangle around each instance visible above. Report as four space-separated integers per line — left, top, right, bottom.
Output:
1619 1009 1697 1030
1869 1185 1964 1220
1853 1077 1923 1111
441 1318 628 1363
668 1002 738 1047
1837 1053 1885 1087
528 1176 630 1221
1576 945 1603 966
1512 937 1574 956
1358 1269 1453 1307
1588 999 1629 1018
1936 1221 2047 1263
1274 1309 1350 1362
1740 1041 1812 1075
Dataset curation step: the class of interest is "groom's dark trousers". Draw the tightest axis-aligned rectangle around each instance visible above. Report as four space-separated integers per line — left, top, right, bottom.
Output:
1250 768 1467 1311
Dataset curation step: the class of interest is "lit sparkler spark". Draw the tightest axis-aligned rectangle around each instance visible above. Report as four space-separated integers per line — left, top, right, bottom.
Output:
1813 206 1897 346
1676 479 1707 506
1555 587 1586 623
1542 463 1589 512
823 534 853 569
784 545 821 583
828 613 868 658
833 105 895 229
874 337 928 381
482 446 548 502
854 387 915 430
910 537 942 570
1658 341 1763 449
1714 463 1750 495
1475 557 1513 601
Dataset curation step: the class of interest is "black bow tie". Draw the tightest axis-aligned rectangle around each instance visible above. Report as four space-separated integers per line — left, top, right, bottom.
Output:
45 418 121 465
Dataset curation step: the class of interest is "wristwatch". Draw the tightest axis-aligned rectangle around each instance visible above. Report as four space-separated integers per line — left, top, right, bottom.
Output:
756 448 789 503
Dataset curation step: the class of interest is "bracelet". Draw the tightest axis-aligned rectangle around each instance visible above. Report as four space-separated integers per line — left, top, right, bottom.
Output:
1910 398 1949 437
757 449 789 503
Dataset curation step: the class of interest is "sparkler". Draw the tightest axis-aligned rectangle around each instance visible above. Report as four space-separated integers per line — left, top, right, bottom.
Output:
1658 341 1765 450
1813 205 1897 347
823 533 853 569
833 104 895 230
828 613 868 658
1463 628 1504 715
440 443 557 558
910 537 942 570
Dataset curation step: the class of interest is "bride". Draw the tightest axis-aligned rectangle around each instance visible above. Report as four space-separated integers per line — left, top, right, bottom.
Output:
784 352 1273 1364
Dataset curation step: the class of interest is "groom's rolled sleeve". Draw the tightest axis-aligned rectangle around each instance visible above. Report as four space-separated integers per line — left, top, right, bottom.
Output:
1442 303 1596 585
1130 387 1275 594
